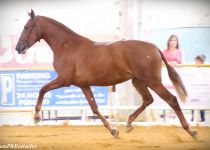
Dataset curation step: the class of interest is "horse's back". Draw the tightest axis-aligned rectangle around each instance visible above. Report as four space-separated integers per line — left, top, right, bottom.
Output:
110 40 162 66
111 40 162 82
120 40 160 57
91 39 162 82
70 39 162 86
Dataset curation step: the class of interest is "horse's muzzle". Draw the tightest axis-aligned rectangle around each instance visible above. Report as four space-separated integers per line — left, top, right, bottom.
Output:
16 42 28 54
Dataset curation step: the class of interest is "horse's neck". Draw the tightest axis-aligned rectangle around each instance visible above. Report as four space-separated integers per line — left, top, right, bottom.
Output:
38 16 89 54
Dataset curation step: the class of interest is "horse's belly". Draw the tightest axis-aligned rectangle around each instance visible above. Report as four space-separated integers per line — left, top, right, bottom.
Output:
93 74 132 86
72 71 133 86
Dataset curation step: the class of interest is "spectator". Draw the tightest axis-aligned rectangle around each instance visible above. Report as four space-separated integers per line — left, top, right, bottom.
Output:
195 54 206 65
163 34 183 66
191 54 206 122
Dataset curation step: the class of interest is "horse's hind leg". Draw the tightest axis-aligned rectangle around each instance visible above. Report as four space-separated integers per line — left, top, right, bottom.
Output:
81 86 119 138
149 82 197 139
126 78 153 132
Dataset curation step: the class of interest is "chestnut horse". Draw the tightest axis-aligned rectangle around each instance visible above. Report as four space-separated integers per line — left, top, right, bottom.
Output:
16 10 197 138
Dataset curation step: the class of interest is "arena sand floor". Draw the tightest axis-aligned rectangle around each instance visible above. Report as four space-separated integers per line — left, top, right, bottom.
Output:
0 125 210 150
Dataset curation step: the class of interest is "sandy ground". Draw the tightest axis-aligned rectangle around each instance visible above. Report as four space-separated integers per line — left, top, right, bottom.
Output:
0 125 210 150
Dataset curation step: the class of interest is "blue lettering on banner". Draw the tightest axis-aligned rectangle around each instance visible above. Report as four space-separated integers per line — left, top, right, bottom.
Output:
0 70 109 108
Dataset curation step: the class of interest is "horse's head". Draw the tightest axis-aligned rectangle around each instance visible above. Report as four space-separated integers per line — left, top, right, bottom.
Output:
16 9 40 54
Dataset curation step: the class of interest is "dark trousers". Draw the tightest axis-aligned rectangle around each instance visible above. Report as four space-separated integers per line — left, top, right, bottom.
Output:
191 110 205 121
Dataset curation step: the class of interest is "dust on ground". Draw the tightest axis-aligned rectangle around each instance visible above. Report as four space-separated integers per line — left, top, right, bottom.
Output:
0 125 210 150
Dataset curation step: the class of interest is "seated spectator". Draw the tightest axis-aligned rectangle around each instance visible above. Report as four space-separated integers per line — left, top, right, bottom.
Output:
191 54 206 122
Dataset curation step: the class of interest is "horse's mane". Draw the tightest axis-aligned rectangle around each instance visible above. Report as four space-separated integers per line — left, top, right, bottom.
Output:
38 16 80 37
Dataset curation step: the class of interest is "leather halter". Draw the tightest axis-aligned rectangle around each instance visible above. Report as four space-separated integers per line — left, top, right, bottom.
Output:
25 18 40 44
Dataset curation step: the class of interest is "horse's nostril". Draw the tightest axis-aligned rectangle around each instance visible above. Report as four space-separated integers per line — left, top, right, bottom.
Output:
15 42 27 54
15 45 19 51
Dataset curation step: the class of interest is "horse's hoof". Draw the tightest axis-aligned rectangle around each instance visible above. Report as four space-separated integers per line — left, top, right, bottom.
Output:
111 128 119 138
191 130 198 140
34 116 41 124
126 124 134 133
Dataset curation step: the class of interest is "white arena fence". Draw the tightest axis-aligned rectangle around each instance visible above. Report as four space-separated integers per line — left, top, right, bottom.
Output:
0 105 210 126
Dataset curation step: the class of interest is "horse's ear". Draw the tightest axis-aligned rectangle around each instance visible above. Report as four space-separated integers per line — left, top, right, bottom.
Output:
28 9 35 19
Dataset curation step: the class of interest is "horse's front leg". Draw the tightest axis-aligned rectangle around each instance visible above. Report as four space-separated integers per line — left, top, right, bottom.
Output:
34 77 68 123
81 86 119 138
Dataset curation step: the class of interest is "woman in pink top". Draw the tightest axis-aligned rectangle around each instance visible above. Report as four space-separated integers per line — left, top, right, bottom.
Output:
163 35 183 66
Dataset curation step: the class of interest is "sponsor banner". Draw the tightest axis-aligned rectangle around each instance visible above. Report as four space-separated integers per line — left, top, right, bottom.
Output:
0 70 109 108
151 67 210 108
0 36 54 69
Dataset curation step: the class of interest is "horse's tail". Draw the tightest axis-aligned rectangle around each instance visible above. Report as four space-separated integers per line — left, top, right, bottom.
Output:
158 49 187 102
